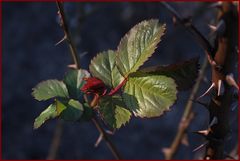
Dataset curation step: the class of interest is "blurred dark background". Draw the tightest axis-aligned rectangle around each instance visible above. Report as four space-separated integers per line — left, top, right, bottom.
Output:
2 2 238 159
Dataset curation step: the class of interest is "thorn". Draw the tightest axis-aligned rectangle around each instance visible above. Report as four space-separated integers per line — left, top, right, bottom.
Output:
217 80 224 96
208 2 222 9
209 20 225 35
217 80 221 96
197 83 215 100
55 35 66 46
208 116 218 128
68 64 77 69
226 74 239 91
193 141 208 152
208 24 217 32
193 129 210 137
94 133 103 147
105 129 114 135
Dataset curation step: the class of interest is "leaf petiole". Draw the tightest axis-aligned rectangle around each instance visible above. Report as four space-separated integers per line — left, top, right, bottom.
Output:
108 78 128 96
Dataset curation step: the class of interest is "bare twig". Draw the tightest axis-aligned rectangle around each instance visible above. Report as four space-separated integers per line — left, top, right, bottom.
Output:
47 120 63 160
163 57 208 160
54 2 122 159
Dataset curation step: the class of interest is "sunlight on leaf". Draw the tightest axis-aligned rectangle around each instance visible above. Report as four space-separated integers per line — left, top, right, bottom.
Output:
34 103 57 129
99 95 131 129
89 50 124 88
116 19 166 77
123 72 177 118
32 80 69 101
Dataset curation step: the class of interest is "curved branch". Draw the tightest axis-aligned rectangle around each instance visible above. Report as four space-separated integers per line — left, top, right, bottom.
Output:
55 2 122 159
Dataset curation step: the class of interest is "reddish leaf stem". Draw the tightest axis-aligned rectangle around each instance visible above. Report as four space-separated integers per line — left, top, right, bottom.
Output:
108 78 128 96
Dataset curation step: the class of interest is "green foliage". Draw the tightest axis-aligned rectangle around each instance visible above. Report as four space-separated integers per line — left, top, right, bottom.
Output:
34 103 58 129
141 58 199 91
32 80 69 101
79 103 93 122
123 72 177 118
89 50 124 88
63 69 90 99
99 96 131 129
116 19 166 77
33 19 199 129
33 70 88 128
58 99 84 121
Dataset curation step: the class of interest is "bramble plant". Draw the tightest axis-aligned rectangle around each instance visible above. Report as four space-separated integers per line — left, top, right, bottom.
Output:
32 20 198 134
31 2 238 159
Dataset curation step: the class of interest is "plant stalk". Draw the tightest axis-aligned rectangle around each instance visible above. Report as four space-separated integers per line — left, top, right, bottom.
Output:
56 2 80 69
163 57 208 160
55 2 122 159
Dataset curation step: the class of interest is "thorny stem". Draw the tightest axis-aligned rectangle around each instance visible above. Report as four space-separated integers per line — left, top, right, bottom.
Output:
161 2 215 58
55 2 122 159
83 95 122 159
162 2 238 160
204 2 238 159
163 57 208 160
56 2 80 69
91 117 122 159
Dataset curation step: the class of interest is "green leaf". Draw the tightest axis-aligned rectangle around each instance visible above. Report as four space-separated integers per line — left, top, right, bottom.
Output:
79 103 93 122
116 19 166 77
32 80 69 101
140 58 199 91
99 95 131 129
56 98 67 115
58 99 84 121
34 103 57 129
89 50 124 88
63 69 90 99
123 72 177 118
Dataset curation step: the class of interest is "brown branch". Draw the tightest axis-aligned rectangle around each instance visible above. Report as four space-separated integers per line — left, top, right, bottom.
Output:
56 2 80 69
163 57 208 160
91 117 122 159
204 2 238 159
54 2 122 159
161 2 215 58
83 94 122 159
162 2 238 159
47 120 63 160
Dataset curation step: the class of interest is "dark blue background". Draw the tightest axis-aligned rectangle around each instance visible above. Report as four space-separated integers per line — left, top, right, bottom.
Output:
2 2 238 159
